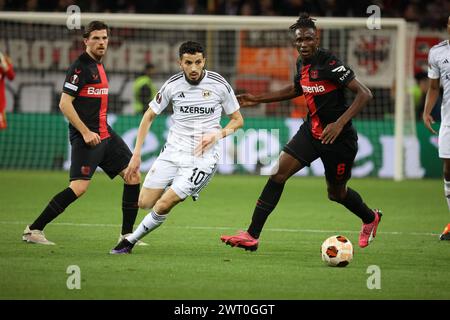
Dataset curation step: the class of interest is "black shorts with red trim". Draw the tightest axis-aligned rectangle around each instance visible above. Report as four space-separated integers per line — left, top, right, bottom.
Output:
283 122 358 185
69 129 132 181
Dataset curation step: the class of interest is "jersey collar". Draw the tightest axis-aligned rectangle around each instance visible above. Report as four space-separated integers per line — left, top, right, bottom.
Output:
81 52 102 64
184 69 206 85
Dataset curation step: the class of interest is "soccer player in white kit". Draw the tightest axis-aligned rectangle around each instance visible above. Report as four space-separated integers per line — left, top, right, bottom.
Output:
423 17 450 240
111 41 244 254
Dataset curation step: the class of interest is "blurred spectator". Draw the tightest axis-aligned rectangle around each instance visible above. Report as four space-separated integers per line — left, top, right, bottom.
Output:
239 0 259 16
345 0 373 17
317 0 348 17
133 63 157 114
424 0 449 29
403 2 420 23
0 52 15 130
24 0 38 11
279 0 320 16
178 0 206 15
216 0 241 15
259 0 277 16
54 0 75 12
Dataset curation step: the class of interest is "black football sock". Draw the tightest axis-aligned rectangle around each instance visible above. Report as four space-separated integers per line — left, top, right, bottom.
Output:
335 187 375 224
30 187 78 230
121 183 140 235
247 178 285 239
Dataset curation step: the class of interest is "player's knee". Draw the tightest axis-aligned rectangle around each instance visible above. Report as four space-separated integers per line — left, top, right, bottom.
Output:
270 172 288 184
154 200 170 214
69 181 89 197
327 192 339 202
327 188 346 202
154 198 179 215
138 198 152 210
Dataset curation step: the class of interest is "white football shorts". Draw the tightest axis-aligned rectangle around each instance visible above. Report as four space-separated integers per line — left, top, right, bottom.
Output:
439 125 450 159
143 144 219 200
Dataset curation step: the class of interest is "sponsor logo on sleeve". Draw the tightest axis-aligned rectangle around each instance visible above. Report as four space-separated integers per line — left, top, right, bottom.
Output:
156 92 162 104
332 65 347 73
64 82 78 91
339 70 352 81
70 74 79 84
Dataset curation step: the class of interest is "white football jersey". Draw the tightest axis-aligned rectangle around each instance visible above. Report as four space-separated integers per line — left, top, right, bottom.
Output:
149 70 239 153
428 40 450 125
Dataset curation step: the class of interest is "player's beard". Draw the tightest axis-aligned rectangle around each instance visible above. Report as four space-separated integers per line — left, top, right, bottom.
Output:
90 46 106 62
184 70 205 85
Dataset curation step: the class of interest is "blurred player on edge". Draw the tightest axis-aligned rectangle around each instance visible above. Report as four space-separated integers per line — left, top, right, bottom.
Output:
423 15 450 240
0 51 15 130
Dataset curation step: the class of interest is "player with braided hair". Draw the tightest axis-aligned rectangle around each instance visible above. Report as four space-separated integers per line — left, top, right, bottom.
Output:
221 13 382 251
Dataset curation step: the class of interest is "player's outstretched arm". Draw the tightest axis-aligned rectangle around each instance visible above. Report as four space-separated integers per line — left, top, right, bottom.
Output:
59 92 101 147
423 78 440 134
237 84 300 107
320 78 372 144
194 110 244 156
124 107 157 181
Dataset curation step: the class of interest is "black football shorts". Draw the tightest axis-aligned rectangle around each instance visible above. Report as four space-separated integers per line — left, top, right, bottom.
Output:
69 129 132 181
283 122 358 185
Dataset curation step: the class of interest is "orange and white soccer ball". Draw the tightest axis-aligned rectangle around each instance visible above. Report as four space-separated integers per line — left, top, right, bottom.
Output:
321 235 353 267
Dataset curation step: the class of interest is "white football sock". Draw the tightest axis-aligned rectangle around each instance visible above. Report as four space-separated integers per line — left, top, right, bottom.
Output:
126 210 167 244
444 180 450 213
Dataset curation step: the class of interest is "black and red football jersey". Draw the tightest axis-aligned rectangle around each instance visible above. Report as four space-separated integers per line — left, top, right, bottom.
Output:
62 52 110 141
293 48 356 139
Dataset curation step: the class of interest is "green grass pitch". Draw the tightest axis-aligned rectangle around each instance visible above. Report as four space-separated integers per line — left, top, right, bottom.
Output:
1 170 450 300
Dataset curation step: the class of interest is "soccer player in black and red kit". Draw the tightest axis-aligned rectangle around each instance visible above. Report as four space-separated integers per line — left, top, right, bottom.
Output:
221 13 382 251
22 21 144 245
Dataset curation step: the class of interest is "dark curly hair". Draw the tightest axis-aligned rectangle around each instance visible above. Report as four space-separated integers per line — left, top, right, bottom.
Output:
289 12 317 31
179 41 205 58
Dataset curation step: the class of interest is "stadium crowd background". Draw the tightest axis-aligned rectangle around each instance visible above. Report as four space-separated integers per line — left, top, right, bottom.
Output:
0 0 448 30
